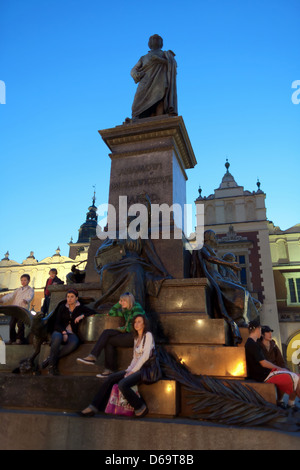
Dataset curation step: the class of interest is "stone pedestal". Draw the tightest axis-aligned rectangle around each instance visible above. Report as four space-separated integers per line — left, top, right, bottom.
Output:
85 115 197 281
100 115 196 210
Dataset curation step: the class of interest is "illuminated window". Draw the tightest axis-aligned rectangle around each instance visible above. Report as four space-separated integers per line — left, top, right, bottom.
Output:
284 273 300 305
287 277 300 304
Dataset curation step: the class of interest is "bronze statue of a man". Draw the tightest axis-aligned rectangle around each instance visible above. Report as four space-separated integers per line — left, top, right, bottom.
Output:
131 34 178 120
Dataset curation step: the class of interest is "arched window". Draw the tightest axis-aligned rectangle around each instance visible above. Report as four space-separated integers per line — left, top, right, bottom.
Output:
276 239 288 262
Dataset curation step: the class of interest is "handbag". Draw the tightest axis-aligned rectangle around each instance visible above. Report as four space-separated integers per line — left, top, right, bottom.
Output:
105 383 139 416
140 347 162 384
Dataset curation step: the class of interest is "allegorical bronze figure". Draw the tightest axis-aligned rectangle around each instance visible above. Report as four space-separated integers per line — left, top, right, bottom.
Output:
94 228 171 310
131 34 178 120
94 194 171 310
191 230 260 345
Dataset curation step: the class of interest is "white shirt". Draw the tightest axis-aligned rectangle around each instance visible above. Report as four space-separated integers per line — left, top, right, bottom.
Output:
1 285 34 309
126 331 155 374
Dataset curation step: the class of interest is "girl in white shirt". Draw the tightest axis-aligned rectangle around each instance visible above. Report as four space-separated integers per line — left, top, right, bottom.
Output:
78 314 154 418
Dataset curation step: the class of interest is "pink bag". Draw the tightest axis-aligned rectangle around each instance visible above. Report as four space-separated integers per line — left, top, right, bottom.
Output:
105 383 137 416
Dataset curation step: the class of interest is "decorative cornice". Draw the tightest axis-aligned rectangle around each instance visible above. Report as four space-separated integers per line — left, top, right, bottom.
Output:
99 115 197 170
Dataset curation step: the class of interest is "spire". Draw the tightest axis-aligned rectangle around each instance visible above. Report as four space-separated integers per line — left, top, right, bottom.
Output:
218 159 238 189
225 158 230 173
53 247 61 257
257 178 261 190
76 191 98 243
92 186 96 206
1 251 9 261
86 190 98 222
256 178 263 193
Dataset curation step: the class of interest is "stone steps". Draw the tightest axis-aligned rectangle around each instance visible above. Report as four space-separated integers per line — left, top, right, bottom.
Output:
0 312 276 430
0 285 289 450
78 314 231 344
0 372 276 419
0 337 277 421
0 315 246 378
1 341 247 378
0 373 179 416
1 407 300 450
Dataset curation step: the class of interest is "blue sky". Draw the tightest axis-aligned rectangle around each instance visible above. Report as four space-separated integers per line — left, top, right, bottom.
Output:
0 0 299 263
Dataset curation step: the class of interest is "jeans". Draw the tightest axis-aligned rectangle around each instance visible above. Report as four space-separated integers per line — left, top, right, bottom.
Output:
91 370 145 412
90 329 134 370
41 296 50 315
49 331 80 366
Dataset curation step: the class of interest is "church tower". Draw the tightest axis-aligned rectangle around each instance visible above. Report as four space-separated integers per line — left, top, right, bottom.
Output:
68 192 98 259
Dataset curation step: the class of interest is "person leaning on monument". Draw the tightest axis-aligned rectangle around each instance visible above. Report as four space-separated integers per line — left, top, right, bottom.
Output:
258 325 287 369
78 314 153 418
245 320 300 411
77 292 146 377
0 274 34 344
41 268 64 315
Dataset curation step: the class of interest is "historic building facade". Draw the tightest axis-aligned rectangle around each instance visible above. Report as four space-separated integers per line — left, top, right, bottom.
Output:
192 160 300 370
0 195 98 316
269 223 300 370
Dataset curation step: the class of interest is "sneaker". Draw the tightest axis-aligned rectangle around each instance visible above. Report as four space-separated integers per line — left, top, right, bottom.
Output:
76 356 96 365
135 405 148 418
96 369 113 378
42 356 50 369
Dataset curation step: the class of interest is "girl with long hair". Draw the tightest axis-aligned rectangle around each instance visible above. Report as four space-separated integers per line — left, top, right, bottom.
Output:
78 314 154 418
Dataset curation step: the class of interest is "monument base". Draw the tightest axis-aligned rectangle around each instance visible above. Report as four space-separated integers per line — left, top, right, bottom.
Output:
85 236 192 284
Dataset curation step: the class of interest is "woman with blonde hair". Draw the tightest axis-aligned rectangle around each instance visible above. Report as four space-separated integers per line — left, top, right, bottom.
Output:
77 292 146 377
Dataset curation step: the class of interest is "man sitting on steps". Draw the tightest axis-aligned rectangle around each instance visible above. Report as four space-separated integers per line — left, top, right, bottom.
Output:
245 319 300 411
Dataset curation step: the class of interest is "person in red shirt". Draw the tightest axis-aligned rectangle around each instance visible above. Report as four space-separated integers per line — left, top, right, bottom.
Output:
245 320 300 411
41 269 64 315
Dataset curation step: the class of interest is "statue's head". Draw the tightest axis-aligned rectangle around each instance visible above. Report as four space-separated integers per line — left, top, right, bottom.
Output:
204 230 217 243
148 34 163 50
203 229 218 249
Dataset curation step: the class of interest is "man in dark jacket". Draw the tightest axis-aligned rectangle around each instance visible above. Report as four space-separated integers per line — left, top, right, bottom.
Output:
258 325 287 369
245 320 300 411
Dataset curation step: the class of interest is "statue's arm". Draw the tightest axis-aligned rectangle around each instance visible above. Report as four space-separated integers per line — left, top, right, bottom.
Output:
130 57 144 84
201 247 241 272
